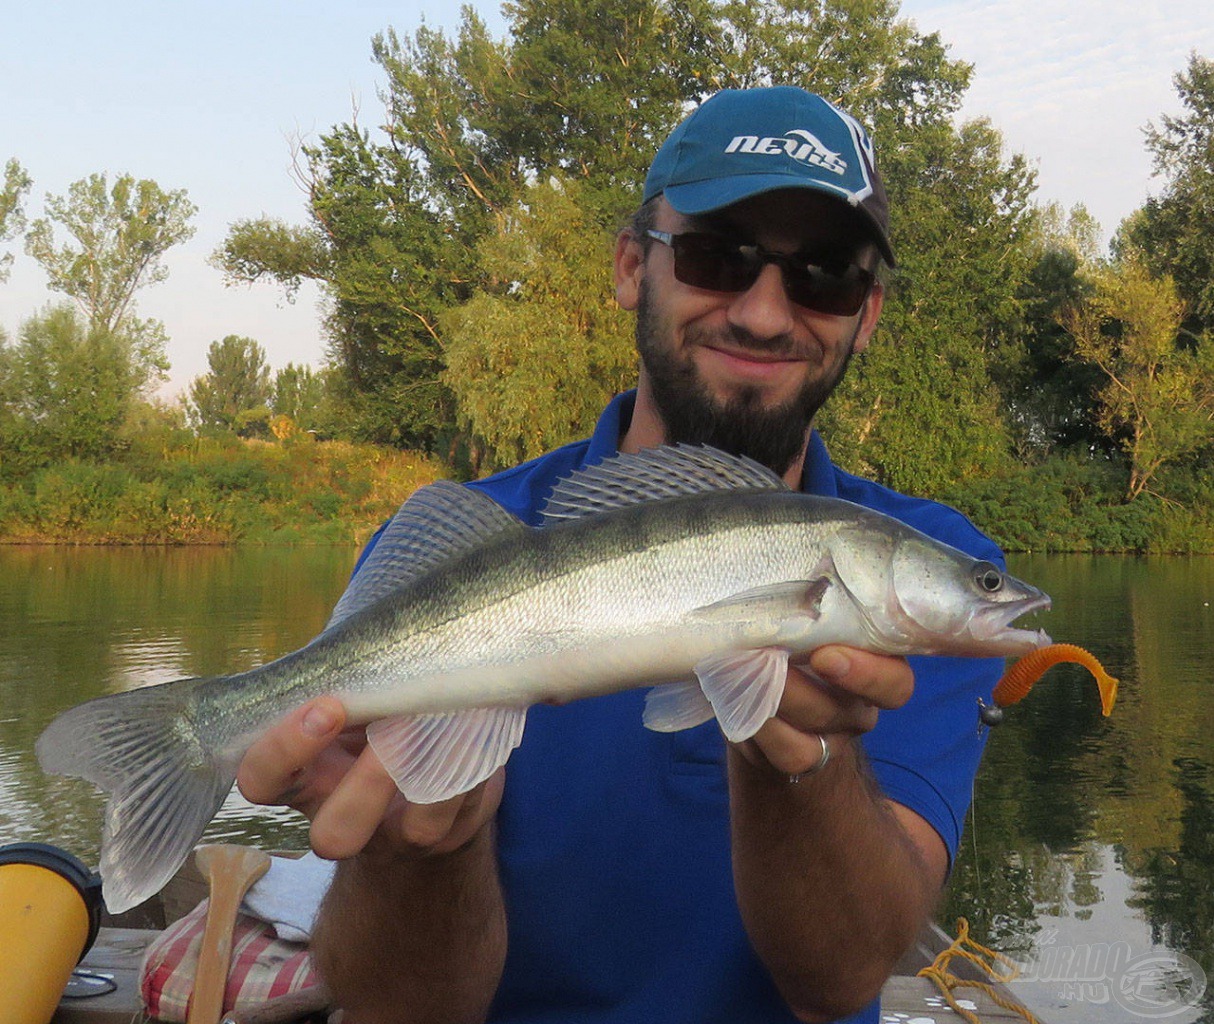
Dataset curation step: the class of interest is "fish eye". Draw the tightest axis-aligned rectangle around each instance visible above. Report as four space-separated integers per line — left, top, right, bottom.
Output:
973 563 1004 593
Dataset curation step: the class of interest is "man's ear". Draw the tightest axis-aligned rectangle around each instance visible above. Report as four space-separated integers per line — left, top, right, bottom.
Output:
852 280 884 355
614 231 644 312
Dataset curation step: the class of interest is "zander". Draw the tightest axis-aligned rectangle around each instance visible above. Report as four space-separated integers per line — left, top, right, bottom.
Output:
37 445 1051 913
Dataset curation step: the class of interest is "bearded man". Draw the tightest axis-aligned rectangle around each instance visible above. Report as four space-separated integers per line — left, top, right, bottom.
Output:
238 86 1004 1024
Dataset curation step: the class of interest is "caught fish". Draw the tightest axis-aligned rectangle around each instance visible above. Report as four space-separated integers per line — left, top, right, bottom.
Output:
37 445 1051 912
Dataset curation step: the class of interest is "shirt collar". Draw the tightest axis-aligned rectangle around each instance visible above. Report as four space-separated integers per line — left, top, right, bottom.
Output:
801 429 838 497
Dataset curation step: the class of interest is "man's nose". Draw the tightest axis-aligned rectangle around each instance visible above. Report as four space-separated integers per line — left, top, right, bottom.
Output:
726 262 797 341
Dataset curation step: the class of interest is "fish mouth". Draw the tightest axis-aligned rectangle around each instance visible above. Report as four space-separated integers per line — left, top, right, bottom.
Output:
973 591 1053 655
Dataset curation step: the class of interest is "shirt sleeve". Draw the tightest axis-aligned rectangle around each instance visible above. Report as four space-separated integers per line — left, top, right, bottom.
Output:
861 651 997 865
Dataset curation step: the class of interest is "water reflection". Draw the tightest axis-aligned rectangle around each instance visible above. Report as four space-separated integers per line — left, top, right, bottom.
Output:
943 555 1214 1023
0 545 356 858
0 548 1211 1022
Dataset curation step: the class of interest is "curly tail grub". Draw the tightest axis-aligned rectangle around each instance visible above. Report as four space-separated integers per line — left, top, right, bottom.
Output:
993 643 1118 717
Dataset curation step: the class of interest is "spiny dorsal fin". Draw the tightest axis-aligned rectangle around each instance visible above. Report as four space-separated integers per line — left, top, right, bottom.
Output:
539 444 785 525
326 481 525 629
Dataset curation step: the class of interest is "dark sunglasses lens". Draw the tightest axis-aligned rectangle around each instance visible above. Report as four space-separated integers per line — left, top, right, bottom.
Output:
670 235 757 292
785 265 873 316
670 234 872 316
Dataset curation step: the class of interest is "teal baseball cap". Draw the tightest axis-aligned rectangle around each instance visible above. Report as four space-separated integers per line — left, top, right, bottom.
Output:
643 86 895 266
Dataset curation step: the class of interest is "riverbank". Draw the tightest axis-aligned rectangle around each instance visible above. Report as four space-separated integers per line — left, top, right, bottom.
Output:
4 434 1214 552
0 434 442 545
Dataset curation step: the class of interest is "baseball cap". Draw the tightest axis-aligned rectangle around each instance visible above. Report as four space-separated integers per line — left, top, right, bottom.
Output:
643 87 895 266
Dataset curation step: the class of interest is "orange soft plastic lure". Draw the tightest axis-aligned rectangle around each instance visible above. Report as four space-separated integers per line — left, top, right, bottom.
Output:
993 643 1119 717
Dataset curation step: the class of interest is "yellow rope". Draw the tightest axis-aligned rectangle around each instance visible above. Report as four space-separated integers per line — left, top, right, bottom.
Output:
916 918 1042 1024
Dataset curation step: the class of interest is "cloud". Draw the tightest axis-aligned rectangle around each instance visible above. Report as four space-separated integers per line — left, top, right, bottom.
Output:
901 0 1214 240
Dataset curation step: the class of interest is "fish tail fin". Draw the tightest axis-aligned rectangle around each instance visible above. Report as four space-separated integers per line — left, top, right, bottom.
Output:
36 678 236 914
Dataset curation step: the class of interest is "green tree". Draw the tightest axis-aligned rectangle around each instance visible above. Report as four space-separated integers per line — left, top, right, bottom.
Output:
1121 54 1214 325
441 176 636 468
25 173 196 334
188 336 273 434
995 203 1107 459
819 116 1036 494
1 159 32 283
271 362 339 437
1060 260 1214 500
0 304 144 470
218 0 1034 479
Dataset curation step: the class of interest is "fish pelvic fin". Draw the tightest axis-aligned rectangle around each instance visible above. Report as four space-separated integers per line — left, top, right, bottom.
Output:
646 579 830 739
694 648 790 743
367 706 527 804
36 678 234 915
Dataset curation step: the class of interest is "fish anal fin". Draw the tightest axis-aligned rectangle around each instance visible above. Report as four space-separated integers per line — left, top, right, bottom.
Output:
694 648 790 743
366 707 527 804
643 680 715 732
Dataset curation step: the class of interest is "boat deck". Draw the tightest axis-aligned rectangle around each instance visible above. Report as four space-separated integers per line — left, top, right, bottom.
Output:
55 924 1039 1023
51 854 1042 1023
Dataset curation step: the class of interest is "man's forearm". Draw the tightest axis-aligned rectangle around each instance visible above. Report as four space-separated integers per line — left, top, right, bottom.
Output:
728 740 937 1023
312 823 507 1024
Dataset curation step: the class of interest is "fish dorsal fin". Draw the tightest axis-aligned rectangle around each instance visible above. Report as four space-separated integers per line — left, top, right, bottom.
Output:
326 481 525 629
540 444 786 524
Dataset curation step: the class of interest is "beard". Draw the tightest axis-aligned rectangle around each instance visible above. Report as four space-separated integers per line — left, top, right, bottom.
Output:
634 279 860 477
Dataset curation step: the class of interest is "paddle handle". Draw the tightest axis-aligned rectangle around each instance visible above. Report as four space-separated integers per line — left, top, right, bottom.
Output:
187 846 271 1024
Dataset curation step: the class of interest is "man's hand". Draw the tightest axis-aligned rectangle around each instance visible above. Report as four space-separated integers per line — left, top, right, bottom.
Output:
236 696 504 860
735 644 915 776
726 647 937 1021
237 701 509 1022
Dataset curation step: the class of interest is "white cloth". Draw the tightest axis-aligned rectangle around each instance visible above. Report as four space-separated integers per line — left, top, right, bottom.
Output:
240 851 337 942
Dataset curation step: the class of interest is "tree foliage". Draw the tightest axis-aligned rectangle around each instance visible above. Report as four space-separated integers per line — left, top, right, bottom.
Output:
25 173 197 334
1121 53 1214 324
1 159 32 283
187 336 273 435
1060 260 1214 500
218 0 1035 490
271 363 341 439
0 304 147 472
992 203 1107 459
818 115 1036 494
441 177 636 468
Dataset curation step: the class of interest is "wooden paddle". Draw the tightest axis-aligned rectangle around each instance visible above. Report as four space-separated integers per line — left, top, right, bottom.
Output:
187 844 272 1024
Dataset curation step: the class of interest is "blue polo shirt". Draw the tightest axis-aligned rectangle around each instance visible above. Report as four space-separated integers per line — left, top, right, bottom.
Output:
358 391 1002 1023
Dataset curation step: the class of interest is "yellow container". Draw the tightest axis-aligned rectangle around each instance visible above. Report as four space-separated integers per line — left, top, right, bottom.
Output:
0 843 101 1024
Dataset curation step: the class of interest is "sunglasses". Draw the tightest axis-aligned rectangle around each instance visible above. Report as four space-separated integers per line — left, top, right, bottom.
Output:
645 230 875 317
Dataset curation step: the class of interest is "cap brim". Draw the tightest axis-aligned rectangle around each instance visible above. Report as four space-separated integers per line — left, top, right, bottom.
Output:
663 174 895 266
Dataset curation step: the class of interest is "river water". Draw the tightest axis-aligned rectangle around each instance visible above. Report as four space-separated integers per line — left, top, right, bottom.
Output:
0 546 1210 1022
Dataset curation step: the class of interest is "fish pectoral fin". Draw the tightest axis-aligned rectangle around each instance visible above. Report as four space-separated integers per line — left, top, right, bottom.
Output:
688 578 831 623
366 706 527 804
643 680 715 732
694 648 790 743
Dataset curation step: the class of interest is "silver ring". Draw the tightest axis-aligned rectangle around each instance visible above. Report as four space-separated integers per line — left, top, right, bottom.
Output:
788 734 831 783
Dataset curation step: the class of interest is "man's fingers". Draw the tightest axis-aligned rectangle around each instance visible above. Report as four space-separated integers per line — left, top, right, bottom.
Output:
806 646 914 710
745 717 838 776
310 744 400 860
236 696 347 807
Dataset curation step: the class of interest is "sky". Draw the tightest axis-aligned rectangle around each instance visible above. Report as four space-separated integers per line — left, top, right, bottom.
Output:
2 0 1212 400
